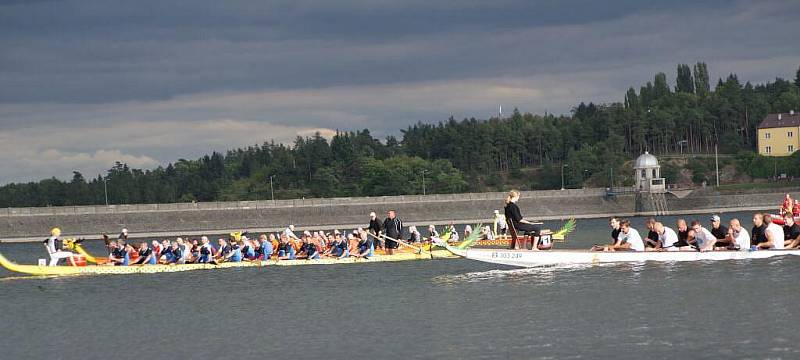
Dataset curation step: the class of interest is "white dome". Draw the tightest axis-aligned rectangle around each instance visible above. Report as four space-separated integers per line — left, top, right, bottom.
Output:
634 151 659 168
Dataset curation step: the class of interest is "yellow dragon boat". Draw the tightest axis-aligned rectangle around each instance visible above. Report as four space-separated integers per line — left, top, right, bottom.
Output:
0 249 456 277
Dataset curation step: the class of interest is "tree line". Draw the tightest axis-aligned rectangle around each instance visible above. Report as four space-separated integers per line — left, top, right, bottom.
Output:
1 63 799 207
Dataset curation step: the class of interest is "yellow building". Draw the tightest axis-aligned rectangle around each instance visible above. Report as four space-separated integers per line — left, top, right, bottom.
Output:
757 111 800 156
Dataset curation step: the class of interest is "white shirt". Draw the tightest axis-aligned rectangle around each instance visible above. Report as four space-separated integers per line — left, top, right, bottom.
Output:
693 227 715 249
284 227 298 240
732 229 750 251
766 223 785 249
659 227 679 250
620 228 644 251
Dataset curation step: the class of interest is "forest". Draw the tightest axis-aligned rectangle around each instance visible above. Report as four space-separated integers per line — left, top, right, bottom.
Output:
2 63 799 207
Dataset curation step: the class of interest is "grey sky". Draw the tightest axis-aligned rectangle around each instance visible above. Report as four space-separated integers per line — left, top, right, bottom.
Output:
1 0 799 183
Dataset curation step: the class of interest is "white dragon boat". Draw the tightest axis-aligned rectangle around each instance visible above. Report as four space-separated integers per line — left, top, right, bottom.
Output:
438 240 800 267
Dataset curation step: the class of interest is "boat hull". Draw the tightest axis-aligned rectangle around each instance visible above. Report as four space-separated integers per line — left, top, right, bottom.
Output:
444 246 800 267
0 250 455 277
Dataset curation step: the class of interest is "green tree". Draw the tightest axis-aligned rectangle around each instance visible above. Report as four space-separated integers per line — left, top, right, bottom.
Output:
676 63 695 94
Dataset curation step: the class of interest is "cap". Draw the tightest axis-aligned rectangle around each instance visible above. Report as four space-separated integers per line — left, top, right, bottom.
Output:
50 227 61 237
710 215 721 222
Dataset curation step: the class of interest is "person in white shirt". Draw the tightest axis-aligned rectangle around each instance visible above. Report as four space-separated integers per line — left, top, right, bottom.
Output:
284 225 300 241
43 227 74 266
727 219 750 251
653 222 678 251
493 210 507 235
761 214 784 249
690 220 717 251
606 219 644 251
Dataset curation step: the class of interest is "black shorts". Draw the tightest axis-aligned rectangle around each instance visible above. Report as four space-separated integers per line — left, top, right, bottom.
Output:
385 238 400 249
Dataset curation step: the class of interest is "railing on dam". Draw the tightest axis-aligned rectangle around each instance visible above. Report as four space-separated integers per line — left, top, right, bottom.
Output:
0 188 612 217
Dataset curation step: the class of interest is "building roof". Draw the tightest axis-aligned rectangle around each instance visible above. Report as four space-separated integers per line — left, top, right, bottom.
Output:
758 112 800 129
634 151 659 169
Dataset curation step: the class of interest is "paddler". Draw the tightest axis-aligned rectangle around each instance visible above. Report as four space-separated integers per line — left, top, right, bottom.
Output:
783 215 800 248
368 212 383 250
277 234 296 260
408 226 422 243
165 242 183 264
296 237 320 260
493 209 507 235
689 220 717 251
241 236 256 260
118 228 129 241
108 240 131 266
43 227 74 266
197 237 214 263
604 219 643 251
382 210 403 255
427 225 439 240
354 231 374 258
226 239 243 262
132 242 157 265
258 234 274 261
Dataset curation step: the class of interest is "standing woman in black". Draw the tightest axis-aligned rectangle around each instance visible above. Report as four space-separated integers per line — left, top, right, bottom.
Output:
504 190 541 250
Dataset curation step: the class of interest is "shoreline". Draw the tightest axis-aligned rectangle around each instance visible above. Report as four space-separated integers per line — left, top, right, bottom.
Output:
0 204 772 243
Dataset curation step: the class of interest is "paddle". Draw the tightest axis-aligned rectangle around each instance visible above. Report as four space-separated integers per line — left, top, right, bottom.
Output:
380 233 426 254
368 232 424 254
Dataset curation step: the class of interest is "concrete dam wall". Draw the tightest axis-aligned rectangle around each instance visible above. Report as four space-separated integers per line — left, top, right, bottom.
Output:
0 188 788 241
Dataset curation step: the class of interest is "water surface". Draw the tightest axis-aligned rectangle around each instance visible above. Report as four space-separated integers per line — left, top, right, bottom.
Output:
2 210 796 359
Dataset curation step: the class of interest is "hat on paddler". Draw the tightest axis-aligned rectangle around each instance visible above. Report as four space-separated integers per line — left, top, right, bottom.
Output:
50 227 61 237
710 215 721 222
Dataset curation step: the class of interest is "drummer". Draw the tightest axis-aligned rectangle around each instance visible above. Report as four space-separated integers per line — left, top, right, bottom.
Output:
503 190 541 250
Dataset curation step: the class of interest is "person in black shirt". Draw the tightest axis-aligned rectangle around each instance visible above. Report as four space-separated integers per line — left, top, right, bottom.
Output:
751 213 767 247
709 215 728 239
708 215 730 247
368 212 383 250
644 218 659 248
503 190 541 250
382 210 403 255
610 218 621 245
782 215 800 248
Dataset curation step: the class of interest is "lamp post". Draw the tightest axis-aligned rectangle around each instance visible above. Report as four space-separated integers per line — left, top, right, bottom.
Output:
269 175 276 204
421 170 428 195
677 140 688 155
103 177 109 206
561 163 568 190
714 144 720 187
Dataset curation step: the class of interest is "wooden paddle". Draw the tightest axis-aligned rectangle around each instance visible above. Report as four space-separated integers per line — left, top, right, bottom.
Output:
376 233 425 254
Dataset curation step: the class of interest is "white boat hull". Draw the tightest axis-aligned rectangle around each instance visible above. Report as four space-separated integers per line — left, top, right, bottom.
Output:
444 246 800 268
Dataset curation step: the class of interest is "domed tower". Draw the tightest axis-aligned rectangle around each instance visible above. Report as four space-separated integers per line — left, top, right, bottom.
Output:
633 151 665 193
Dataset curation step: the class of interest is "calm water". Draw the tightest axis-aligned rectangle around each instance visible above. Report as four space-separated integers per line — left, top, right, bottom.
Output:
2 210 798 359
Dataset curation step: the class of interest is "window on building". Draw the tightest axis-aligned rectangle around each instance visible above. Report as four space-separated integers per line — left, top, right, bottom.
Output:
766 146 772 154
641 170 646 178
765 132 771 139
789 145 795 152
789 131 794 137
652 169 657 178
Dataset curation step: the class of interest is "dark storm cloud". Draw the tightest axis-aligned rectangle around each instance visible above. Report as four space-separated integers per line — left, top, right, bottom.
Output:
0 0 749 104
1 0 799 183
